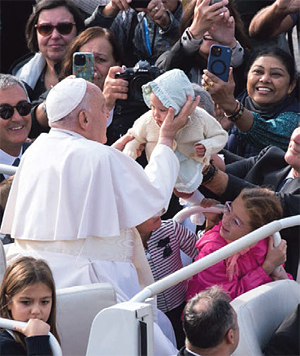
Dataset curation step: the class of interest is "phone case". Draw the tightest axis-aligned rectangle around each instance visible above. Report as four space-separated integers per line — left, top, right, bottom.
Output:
72 52 94 83
207 45 232 82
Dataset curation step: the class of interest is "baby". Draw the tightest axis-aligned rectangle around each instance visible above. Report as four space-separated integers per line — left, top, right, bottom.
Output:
123 69 228 222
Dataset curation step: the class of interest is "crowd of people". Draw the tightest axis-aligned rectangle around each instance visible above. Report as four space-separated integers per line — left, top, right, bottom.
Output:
0 0 299 355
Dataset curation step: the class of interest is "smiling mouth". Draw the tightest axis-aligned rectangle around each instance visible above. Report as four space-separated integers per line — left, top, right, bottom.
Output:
203 35 213 41
10 126 24 131
256 87 272 93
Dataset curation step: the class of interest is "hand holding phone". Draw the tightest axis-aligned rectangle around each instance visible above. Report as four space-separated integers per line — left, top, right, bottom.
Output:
72 52 94 83
207 44 232 82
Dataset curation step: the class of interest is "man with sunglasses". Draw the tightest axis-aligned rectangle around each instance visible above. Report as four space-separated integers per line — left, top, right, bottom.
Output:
0 74 32 183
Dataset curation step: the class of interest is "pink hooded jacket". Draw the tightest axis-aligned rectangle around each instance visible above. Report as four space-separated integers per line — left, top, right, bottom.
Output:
187 221 292 301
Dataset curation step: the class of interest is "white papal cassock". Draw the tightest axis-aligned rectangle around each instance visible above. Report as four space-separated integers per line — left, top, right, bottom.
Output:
1 128 180 354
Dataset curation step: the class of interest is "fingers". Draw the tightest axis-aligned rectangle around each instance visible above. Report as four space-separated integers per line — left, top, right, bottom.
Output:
13 325 25 335
111 133 135 151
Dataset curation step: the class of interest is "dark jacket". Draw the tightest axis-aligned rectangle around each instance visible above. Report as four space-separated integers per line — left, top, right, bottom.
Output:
85 2 182 66
0 330 51 356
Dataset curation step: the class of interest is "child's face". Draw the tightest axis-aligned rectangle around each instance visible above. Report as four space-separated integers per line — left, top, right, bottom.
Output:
137 217 162 235
220 195 252 241
150 92 168 127
8 282 52 323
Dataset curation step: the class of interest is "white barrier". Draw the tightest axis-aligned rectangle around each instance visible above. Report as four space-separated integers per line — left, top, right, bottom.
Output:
130 215 300 303
0 164 17 176
0 318 63 356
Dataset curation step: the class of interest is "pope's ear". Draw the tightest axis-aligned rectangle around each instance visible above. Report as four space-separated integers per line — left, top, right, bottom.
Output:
78 110 89 129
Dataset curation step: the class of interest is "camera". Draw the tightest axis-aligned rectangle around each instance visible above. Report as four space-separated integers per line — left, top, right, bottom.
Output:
116 60 164 102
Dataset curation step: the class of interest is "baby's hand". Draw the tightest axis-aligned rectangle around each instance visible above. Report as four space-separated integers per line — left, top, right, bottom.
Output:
14 318 50 337
194 143 206 157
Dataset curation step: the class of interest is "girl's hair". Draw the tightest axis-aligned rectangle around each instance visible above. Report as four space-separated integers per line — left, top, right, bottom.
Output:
0 256 60 350
26 0 85 53
180 0 251 51
247 47 298 85
59 26 123 80
239 187 283 231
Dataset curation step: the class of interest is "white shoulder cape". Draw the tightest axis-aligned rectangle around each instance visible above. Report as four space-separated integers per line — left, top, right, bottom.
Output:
1 129 179 240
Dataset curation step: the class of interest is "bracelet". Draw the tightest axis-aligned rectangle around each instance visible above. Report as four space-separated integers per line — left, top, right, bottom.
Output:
224 100 239 117
225 101 244 122
202 164 217 184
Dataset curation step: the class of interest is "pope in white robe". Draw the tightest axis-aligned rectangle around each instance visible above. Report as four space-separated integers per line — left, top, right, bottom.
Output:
1 78 199 354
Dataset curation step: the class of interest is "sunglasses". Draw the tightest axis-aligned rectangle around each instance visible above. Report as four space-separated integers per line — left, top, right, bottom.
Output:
0 101 32 120
35 22 76 36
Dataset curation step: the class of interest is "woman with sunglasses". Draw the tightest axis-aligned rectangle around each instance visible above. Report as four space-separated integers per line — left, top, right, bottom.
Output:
0 74 32 184
186 187 293 301
10 0 85 138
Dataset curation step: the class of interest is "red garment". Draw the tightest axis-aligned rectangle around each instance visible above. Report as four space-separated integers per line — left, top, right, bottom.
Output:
187 221 292 301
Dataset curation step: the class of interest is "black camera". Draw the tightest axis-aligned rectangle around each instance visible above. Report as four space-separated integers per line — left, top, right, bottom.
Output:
116 60 164 102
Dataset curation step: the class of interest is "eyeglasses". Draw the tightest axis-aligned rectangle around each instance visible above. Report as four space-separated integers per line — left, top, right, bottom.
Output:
0 101 32 120
35 22 76 36
223 201 242 228
157 237 173 258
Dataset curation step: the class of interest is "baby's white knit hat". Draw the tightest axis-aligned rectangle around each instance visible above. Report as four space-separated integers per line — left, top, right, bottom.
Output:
142 69 195 115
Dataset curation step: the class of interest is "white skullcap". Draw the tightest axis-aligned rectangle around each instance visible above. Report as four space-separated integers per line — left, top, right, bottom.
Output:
142 69 195 116
46 78 87 123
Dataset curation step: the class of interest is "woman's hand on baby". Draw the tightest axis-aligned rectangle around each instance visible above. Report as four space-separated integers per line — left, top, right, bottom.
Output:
14 318 50 337
194 143 206 157
262 237 287 275
158 95 200 147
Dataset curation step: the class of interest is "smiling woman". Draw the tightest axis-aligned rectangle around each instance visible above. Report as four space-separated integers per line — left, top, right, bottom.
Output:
202 47 300 158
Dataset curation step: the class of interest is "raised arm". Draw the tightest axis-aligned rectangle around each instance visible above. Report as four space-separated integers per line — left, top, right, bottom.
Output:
249 0 299 40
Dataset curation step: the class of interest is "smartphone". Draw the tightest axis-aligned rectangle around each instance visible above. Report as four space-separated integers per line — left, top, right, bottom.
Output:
207 44 232 82
209 0 223 4
72 52 94 83
129 0 151 9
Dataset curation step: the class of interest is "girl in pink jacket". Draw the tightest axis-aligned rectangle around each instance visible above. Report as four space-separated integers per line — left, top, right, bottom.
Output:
187 187 293 301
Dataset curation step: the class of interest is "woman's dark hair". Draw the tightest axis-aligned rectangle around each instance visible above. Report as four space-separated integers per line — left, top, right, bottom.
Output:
0 256 60 351
26 0 85 53
59 26 123 80
247 47 298 85
180 0 251 51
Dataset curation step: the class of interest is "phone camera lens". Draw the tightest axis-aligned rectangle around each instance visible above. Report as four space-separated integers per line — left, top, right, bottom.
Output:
74 54 86 66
